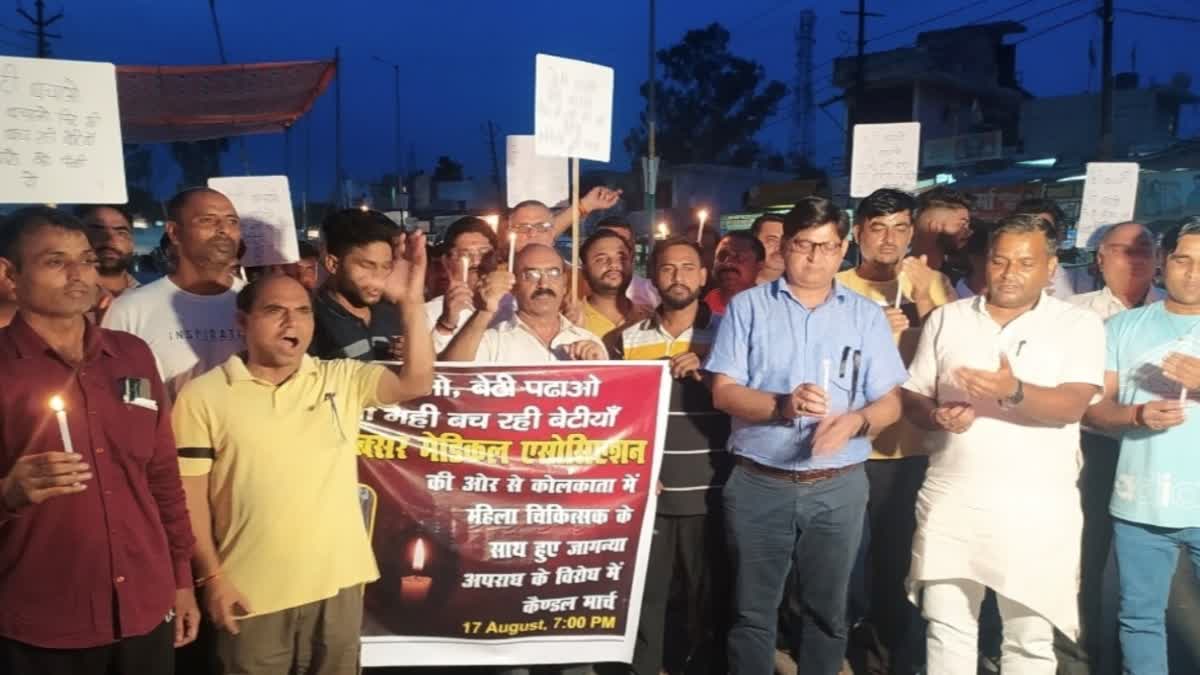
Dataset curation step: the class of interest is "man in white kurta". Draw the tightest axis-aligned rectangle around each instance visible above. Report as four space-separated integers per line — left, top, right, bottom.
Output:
901 214 1106 674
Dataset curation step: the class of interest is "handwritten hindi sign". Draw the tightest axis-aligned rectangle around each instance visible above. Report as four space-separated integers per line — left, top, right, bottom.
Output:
534 54 614 163
0 56 125 204
207 175 299 268
506 135 568 208
850 122 921 198
356 363 669 667
1077 162 1140 249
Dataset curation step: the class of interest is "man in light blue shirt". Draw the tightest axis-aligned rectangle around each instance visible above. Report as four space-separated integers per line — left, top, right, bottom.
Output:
705 196 907 675
1084 217 1200 675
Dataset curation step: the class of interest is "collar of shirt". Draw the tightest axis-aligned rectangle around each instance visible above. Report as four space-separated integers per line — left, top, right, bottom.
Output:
6 311 116 362
221 352 321 386
498 313 589 342
767 275 852 309
643 302 715 334
312 288 401 360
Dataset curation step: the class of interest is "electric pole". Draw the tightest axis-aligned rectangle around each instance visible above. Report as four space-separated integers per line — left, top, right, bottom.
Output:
372 55 403 208
17 1 62 58
643 0 658 233
1098 0 1114 160
840 0 883 172
486 120 502 207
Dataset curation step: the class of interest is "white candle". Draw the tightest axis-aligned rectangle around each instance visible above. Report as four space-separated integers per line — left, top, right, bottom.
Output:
48 396 75 455
460 256 469 284
656 222 669 240
820 358 831 393
507 232 517 271
894 272 904 309
696 209 708 244
1181 387 1189 403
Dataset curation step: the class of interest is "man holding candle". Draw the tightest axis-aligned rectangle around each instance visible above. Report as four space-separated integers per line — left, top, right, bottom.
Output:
835 187 956 674
171 236 433 674
102 187 245 400
501 187 622 257
1082 218 1200 675
705 196 907 675
442 244 605 363
310 208 406 361
901 214 1106 673
425 216 512 352
0 207 199 674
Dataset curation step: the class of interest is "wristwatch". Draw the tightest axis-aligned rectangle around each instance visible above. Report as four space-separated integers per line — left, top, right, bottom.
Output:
771 394 793 425
1002 379 1025 408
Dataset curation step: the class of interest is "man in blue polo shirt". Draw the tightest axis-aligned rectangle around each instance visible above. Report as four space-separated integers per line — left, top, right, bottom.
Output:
705 196 907 675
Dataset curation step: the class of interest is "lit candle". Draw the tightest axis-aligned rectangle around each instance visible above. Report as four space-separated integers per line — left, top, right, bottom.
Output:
48 396 75 455
507 232 517 271
482 214 500 231
359 202 369 212
400 538 432 603
1181 386 1189 403
820 358 831 394
696 209 709 244
656 222 669 240
460 256 470 284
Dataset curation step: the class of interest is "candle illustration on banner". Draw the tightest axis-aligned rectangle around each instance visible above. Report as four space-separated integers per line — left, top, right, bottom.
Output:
696 209 708 244
507 232 517 271
48 396 75 455
400 538 432 603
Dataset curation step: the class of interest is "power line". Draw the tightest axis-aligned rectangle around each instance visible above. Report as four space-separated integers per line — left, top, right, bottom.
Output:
1116 8 1200 24
1012 8 1094 43
866 0 990 48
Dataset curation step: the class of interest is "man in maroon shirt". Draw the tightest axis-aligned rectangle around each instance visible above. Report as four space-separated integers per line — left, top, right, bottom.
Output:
0 207 199 675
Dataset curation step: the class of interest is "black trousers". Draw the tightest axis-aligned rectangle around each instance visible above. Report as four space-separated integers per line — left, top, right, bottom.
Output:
849 456 927 675
600 511 727 675
0 618 174 675
1054 431 1121 675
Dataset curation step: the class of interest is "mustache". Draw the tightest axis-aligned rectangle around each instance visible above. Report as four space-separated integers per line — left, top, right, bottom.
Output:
665 283 692 294
531 288 557 299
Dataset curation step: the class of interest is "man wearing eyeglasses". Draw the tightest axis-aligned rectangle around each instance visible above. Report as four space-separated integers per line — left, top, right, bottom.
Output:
705 196 908 675
503 188 623 256
441 243 605 363
426 216 512 353
704 231 764 316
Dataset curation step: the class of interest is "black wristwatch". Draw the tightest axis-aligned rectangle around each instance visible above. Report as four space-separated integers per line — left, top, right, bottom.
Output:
1002 379 1025 408
771 394 793 425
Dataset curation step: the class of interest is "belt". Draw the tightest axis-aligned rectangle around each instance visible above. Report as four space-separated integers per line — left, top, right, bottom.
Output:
736 456 857 484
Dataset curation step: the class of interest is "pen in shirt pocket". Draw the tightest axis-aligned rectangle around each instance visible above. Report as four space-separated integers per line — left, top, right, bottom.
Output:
325 392 348 442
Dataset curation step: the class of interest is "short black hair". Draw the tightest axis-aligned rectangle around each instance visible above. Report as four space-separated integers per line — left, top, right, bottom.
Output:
1012 198 1065 226
442 216 498 251
75 204 133 224
916 187 972 214
581 228 630 262
1162 216 1200 257
990 213 1057 257
782 196 848 241
321 208 399 258
648 236 704 274
298 241 319 260
750 213 785 237
718 230 766 262
0 206 88 269
965 218 994 257
167 187 226 224
595 215 633 234
855 188 916 225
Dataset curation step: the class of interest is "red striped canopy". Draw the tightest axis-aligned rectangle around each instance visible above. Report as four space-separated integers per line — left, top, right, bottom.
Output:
116 59 335 143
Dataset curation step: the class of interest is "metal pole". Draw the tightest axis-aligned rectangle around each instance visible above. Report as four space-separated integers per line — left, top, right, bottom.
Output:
394 64 402 202
334 47 344 207
1099 0 1114 159
645 0 657 228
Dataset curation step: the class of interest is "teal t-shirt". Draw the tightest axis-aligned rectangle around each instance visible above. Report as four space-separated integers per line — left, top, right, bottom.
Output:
1108 302 1200 528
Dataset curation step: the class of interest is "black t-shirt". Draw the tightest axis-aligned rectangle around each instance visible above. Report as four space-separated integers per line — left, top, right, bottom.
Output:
310 289 402 361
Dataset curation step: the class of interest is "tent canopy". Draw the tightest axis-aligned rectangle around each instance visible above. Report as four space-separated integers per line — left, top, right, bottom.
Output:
117 59 335 144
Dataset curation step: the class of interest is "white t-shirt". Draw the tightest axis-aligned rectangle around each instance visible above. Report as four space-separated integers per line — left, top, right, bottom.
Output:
473 315 604 364
102 275 246 400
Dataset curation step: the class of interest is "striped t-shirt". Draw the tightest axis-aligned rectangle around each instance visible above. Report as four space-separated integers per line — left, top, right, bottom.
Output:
610 307 732 516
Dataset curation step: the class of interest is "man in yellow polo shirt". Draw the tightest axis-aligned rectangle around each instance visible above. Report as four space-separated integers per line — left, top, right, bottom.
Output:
172 234 433 675
579 229 654 340
836 188 956 674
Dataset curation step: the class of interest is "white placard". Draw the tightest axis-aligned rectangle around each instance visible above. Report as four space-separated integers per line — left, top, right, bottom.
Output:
0 56 126 204
850 122 921 198
1077 162 1140 249
533 54 614 163
207 175 299 268
506 135 568 208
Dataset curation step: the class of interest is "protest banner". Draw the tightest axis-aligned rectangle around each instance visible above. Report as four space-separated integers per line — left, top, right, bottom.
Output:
207 175 300 267
850 122 920 198
356 362 670 667
1077 162 1139 249
507 134 569 208
0 55 126 204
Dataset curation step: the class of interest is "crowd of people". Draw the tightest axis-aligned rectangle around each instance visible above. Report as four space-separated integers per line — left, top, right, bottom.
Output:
0 181 1197 675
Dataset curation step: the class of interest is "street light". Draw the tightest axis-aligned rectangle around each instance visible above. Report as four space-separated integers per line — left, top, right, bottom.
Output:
372 54 403 209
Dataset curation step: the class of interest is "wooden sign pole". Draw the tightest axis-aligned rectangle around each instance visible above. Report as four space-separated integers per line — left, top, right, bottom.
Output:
571 157 581 300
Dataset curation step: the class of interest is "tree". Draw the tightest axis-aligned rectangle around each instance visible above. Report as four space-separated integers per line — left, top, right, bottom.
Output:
170 139 229 190
625 23 787 167
432 155 464 182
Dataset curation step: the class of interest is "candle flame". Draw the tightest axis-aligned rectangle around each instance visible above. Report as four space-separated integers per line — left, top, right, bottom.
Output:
412 538 427 572
49 396 65 412
697 209 708 224
656 222 669 239
482 214 500 230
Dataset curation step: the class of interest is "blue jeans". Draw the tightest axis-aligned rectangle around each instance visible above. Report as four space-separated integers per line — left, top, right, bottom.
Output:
1112 518 1200 675
723 461 868 675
